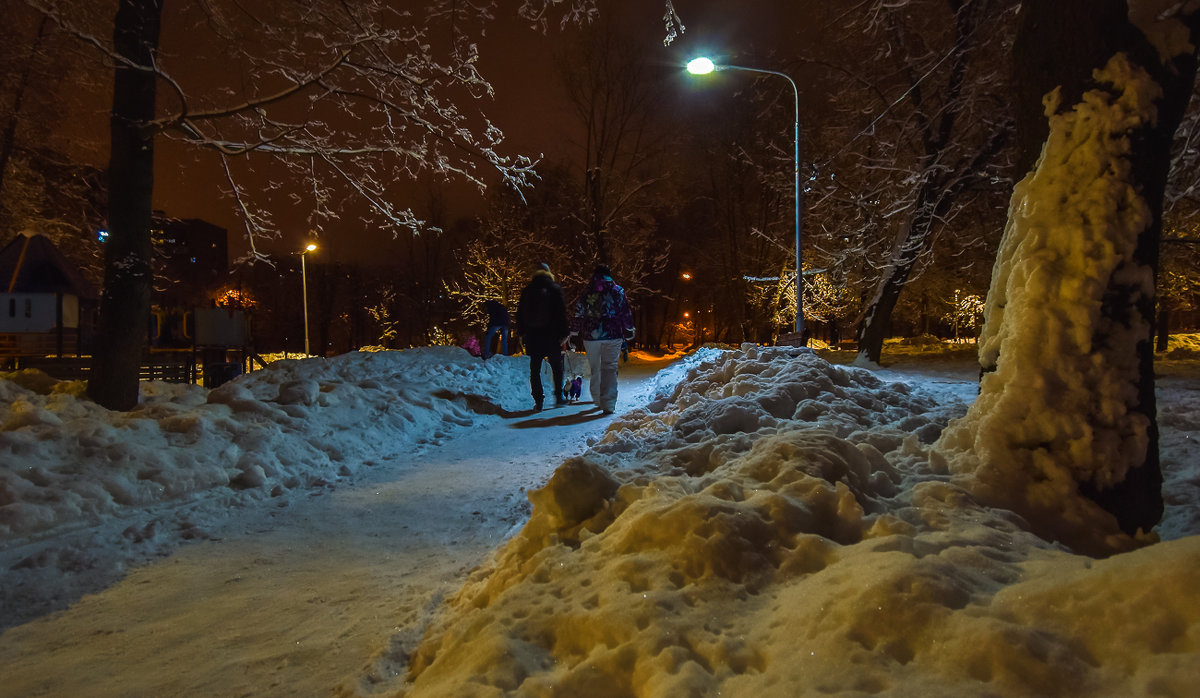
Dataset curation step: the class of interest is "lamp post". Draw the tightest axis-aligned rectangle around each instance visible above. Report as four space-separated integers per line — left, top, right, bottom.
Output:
687 56 804 336
300 243 316 355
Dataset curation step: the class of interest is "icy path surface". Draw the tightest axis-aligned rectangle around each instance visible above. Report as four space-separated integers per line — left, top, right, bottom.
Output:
0 362 670 698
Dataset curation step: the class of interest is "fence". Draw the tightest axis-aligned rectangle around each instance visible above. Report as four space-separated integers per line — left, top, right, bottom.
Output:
7 350 196 384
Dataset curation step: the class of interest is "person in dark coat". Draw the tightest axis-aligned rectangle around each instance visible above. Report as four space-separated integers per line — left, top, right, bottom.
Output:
482 299 510 359
517 263 569 410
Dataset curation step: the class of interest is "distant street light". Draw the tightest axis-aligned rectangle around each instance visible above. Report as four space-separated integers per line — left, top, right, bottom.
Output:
300 243 317 355
687 56 805 335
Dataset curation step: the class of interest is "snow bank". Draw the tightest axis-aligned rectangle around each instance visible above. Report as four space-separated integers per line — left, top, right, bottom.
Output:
407 347 1200 695
0 347 542 543
4 342 1198 694
0 348 572 627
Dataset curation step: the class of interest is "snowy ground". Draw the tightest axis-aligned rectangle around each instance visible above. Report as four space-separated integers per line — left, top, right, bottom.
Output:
0 342 1197 696
0 348 677 696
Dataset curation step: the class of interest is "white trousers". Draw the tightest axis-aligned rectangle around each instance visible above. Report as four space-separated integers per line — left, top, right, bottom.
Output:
583 338 624 413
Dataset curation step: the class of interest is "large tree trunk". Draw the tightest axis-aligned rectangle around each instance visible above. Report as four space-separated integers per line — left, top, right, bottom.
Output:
1078 8 1199 536
86 0 162 411
936 0 1200 552
1016 0 1197 537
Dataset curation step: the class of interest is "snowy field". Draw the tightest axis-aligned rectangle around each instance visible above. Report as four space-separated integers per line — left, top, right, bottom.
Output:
0 342 1198 696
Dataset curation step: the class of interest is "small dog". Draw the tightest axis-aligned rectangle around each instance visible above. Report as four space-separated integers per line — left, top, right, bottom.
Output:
564 375 583 402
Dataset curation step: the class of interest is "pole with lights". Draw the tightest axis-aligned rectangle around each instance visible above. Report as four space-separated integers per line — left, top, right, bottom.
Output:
686 56 804 336
300 243 316 355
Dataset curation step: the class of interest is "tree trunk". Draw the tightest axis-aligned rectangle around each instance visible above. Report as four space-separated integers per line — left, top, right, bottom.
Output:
987 0 1198 539
1010 0 1134 176
1155 304 1169 353
856 259 906 363
86 0 162 411
1077 7 1199 535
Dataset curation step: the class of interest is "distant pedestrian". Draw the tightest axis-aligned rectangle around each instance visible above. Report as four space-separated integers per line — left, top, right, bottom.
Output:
566 375 583 402
517 263 569 411
570 264 635 415
482 299 510 360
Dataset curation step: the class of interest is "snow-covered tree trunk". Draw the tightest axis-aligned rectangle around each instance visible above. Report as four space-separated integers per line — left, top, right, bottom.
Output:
936 0 1200 554
86 0 161 411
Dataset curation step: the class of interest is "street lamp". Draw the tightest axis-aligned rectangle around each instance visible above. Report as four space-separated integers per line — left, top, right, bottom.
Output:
687 56 805 336
300 243 316 355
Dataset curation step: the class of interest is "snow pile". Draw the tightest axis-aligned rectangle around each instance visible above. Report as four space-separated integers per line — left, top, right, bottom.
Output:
405 347 1200 695
0 348 587 627
935 54 1161 554
0 348 546 541
1162 332 1200 359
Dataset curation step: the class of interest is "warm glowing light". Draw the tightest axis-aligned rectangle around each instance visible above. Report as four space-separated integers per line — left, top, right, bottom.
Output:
683 312 691 318
681 272 693 280
214 288 257 310
304 243 317 252
686 57 715 75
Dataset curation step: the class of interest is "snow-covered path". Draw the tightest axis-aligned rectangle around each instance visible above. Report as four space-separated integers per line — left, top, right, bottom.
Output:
0 360 669 697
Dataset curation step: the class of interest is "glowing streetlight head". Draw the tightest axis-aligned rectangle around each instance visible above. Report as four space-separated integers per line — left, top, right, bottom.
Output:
686 57 716 75
304 243 317 252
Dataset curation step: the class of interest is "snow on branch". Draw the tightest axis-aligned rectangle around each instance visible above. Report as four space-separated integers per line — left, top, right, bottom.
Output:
21 0 596 253
662 0 685 45
517 0 599 32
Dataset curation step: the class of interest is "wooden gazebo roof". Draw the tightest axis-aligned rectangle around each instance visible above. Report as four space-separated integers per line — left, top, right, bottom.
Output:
0 233 98 300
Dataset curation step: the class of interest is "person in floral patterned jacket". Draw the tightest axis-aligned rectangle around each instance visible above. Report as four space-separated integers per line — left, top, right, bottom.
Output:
568 264 635 415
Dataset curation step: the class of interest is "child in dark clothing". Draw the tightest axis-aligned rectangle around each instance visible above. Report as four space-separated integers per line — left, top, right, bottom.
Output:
568 375 583 402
